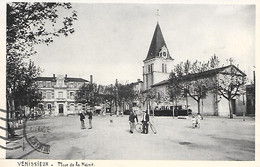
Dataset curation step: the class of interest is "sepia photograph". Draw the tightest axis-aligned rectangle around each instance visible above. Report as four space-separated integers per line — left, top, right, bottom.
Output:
1 1 256 163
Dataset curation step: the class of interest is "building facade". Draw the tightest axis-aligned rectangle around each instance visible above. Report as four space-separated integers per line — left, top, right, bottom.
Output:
143 22 174 91
139 22 247 117
36 74 88 116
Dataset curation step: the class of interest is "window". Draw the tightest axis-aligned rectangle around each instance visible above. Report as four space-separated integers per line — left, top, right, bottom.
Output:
51 91 54 99
43 81 46 87
162 63 164 73
69 103 75 112
151 64 153 73
43 91 46 99
58 80 63 87
148 65 150 73
165 64 167 73
58 92 63 98
38 104 44 110
46 92 51 99
47 104 52 110
46 81 51 87
38 81 43 87
69 92 75 99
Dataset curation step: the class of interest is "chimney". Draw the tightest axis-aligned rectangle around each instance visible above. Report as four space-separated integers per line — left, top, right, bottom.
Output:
90 75 93 84
53 74 55 78
137 79 141 82
65 74 67 79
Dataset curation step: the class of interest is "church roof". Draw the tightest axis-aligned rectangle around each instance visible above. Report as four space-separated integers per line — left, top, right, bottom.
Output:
144 22 172 61
151 65 246 87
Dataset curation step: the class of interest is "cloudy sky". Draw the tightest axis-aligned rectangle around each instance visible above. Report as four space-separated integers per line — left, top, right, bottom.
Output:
32 3 255 85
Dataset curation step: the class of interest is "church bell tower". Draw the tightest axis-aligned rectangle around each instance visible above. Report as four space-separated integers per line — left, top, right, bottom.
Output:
143 22 174 90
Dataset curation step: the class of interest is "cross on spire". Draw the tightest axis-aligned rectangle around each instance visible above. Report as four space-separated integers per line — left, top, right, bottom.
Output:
229 58 233 65
155 9 160 23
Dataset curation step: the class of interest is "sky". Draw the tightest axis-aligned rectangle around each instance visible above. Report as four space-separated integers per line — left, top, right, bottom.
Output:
32 3 255 85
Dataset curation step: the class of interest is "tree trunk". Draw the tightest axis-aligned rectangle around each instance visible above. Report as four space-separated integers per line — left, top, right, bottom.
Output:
186 96 188 110
229 100 233 119
172 100 174 119
197 99 201 114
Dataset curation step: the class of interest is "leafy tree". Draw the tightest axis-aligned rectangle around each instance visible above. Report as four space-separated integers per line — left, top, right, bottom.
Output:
7 2 77 58
102 85 116 114
117 83 137 114
168 55 220 114
217 65 246 118
185 78 214 114
6 59 42 117
168 72 184 107
75 83 103 107
6 2 77 114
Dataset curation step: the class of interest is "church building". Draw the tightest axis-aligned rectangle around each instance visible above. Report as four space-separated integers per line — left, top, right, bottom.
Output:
140 22 247 117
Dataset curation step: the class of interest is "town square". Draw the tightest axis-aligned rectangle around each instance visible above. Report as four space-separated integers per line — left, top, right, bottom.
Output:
0 2 256 163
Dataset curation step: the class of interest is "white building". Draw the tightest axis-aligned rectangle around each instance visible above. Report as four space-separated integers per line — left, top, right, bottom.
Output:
140 22 247 117
36 74 89 116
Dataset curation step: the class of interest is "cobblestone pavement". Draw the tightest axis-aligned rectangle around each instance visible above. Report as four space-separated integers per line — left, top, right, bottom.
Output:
6 115 255 160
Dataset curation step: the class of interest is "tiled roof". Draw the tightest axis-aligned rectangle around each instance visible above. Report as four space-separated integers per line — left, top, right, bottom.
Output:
144 23 173 61
151 65 246 87
36 77 55 81
66 77 88 82
36 77 88 82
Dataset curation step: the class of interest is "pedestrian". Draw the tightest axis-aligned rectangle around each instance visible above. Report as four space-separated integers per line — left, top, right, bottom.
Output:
88 110 93 129
129 110 138 133
196 113 202 128
142 110 149 134
191 115 196 128
109 113 113 125
79 111 86 129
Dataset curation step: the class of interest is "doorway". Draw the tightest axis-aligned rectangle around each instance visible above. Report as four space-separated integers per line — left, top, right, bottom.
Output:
231 99 236 115
59 104 64 114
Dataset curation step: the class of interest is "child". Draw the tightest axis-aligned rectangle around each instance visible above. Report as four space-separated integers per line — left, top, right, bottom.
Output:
192 115 196 128
196 113 202 128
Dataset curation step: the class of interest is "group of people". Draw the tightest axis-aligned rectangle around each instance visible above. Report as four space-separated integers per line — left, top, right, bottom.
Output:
79 110 93 129
129 110 150 134
191 113 203 128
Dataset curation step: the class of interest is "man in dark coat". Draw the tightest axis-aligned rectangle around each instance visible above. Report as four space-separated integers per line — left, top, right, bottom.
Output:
129 111 138 133
142 110 150 134
79 111 86 129
88 111 93 129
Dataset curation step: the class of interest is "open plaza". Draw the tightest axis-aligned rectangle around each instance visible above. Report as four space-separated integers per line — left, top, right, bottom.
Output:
6 114 255 160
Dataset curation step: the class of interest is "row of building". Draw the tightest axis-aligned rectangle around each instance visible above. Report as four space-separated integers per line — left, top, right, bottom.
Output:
35 22 255 117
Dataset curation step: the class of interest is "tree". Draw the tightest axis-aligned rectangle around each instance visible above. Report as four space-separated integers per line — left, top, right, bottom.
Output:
6 59 42 117
75 83 102 107
185 78 214 114
168 55 220 114
7 2 77 58
6 2 77 114
102 85 116 114
117 83 137 114
217 65 246 118
168 72 184 107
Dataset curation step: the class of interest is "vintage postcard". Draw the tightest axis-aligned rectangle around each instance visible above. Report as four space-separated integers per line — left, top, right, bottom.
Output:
0 0 258 167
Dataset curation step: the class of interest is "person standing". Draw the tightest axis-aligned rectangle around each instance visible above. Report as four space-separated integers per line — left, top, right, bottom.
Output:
142 110 150 134
79 111 86 129
129 111 138 133
88 110 93 129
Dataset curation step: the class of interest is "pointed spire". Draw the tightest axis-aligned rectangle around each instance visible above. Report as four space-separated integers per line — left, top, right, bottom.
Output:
144 22 172 61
